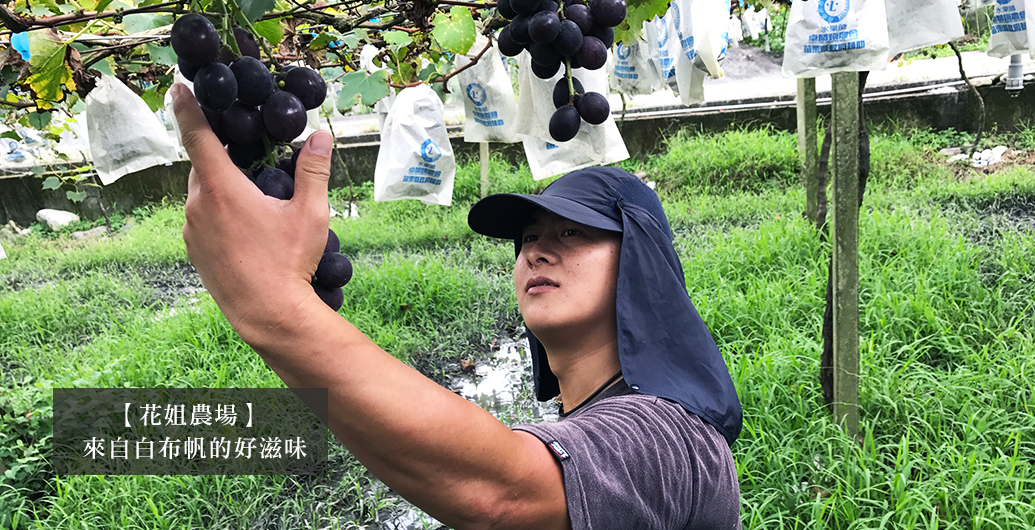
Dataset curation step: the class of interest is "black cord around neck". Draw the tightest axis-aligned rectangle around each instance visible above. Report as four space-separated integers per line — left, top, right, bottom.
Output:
559 371 624 417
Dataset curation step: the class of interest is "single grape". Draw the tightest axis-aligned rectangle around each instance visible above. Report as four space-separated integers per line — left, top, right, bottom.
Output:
283 67 327 110
275 65 297 85
255 167 295 200
564 3 593 34
529 11 561 44
576 91 609 124
552 76 584 108
497 0 518 19
325 228 340 254
178 58 201 82
263 91 307 142
277 148 300 177
234 28 261 60
569 53 582 69
553 19 584 56
588 24 615 48
231 56 275 107
541 0 559 12
316 252 354 288
509 15 532 45
222 102 265 145
511 0 542 16
529 40 561 65
194 62 238 112
497 27 525 57
575 35 607 70
203 107 230 145
312 281 344 311
171 14 220 66
549 105 581 142
531 59 561 79
227 140 265 169
590 0 626 27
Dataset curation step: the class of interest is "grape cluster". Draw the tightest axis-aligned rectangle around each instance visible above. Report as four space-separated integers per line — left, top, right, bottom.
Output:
495 0 625 142
171 14 351 311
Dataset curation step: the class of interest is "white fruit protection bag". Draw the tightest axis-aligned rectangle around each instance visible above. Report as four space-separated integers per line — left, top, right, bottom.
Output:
674 0 730 105
885 0 965 57
88 75 180 185
645 12 682 94
456 39 521 143
374 84 457 206
609 39 663 95
987 0 1035 58
782 0 890 77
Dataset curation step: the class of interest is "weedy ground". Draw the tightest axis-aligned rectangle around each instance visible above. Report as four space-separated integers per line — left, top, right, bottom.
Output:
1 124 1033 529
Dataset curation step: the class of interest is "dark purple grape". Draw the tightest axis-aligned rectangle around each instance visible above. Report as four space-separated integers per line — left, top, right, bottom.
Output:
234 28 261 60
529 40 561 65
263 91 307 142
569 54 582 69
275 65 297 85
277 149 299 177
554 19 584 56
531 59 561 79
222 102 265 145
564 4 593 34
511 0 541 16
497 0 518 19
171 14 220 66
203 107 230 145
509 15 532 45
227 140 264 169
590 0 626 27
255 167 295 200
552 76 584 108
549 105 580 142
312 281 344 311
497 27 525 57
588 24 615 48
315 252 354 287
231 56 275 107
194 62 238 112
282 67 327 110
541 0 559 12
325 228 340 254
178 58 201 82
576 91 609 124
529 11 561 44
575 36 607 70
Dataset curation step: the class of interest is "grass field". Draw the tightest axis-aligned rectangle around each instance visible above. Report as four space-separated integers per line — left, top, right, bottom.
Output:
1 125 1033 529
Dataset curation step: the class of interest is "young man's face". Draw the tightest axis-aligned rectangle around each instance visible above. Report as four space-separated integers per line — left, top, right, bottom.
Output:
514 208 622 339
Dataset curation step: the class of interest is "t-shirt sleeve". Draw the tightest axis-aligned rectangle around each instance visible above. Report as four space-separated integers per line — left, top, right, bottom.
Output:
513 395 741 530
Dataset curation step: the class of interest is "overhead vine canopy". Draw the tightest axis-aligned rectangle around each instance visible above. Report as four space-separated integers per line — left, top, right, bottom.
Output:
0 0 670 130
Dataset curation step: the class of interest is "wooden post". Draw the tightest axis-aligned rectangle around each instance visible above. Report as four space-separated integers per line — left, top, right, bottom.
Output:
797 77 819 225
480 142 490 198
830 72 860 437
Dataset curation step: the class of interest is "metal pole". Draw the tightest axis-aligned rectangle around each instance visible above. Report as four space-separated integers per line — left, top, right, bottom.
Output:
797 77 818 225
830 71 860 437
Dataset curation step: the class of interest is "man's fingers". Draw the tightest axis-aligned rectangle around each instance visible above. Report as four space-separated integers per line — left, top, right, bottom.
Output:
293 130 333 213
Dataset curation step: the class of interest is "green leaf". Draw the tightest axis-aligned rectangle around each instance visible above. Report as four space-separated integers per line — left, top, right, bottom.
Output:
66 190 88 202
26 31 74 105
382 30 413 53
140 87 165 112
0 131 19 141
123 14 174 35
240 0 276 23
27 111 52 130
252 18 285 47
90 57 116 77
30 166 44 176
94 0 115 13
341 30 366 49
42 177 61 190
336 70 390 111
614 0 669 46
431 6 476 55
309 31 340 50
145 43 178 67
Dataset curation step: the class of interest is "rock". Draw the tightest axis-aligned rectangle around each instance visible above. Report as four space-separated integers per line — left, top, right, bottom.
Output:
939 147 962 156
36 209 80 231
971 77 993 88
460 359 476 372
70 226 108 240
0 220 26 241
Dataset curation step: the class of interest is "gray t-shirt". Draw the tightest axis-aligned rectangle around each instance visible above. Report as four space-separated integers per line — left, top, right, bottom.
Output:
513 379 741 530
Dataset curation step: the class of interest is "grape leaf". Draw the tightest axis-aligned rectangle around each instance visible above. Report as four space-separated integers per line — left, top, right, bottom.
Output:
431 5 476 55
336 70 390 110
0 131 19 141
66 190 88 202
310 31 341 50
42 177 61 190
123 14 174 35
253 18 285 47
27 111 52 129
25 31 74 105
145 43 177 66
382 30 413 53
614 0 669 46
141 87 165 112
240 0 276 23
30 166 44 176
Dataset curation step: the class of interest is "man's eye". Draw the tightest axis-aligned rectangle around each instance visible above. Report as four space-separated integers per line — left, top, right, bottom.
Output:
562 229 580 237
522 234 538 243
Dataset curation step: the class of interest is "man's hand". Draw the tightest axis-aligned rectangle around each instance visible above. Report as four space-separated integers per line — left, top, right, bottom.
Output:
170 82 333 342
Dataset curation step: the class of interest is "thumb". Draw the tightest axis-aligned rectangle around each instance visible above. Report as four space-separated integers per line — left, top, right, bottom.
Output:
292 130 332 210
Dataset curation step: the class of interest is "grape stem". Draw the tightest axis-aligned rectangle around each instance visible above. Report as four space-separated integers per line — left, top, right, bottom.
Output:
387 35 493 88
565 57 575 105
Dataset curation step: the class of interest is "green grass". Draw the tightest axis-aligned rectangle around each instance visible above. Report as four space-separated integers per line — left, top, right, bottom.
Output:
2 125 1035 528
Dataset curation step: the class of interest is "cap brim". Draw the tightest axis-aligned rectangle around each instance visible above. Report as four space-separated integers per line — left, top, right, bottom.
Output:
468 193 623 240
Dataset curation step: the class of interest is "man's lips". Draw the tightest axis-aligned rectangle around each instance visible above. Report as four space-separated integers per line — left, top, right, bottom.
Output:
525 276 559 293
